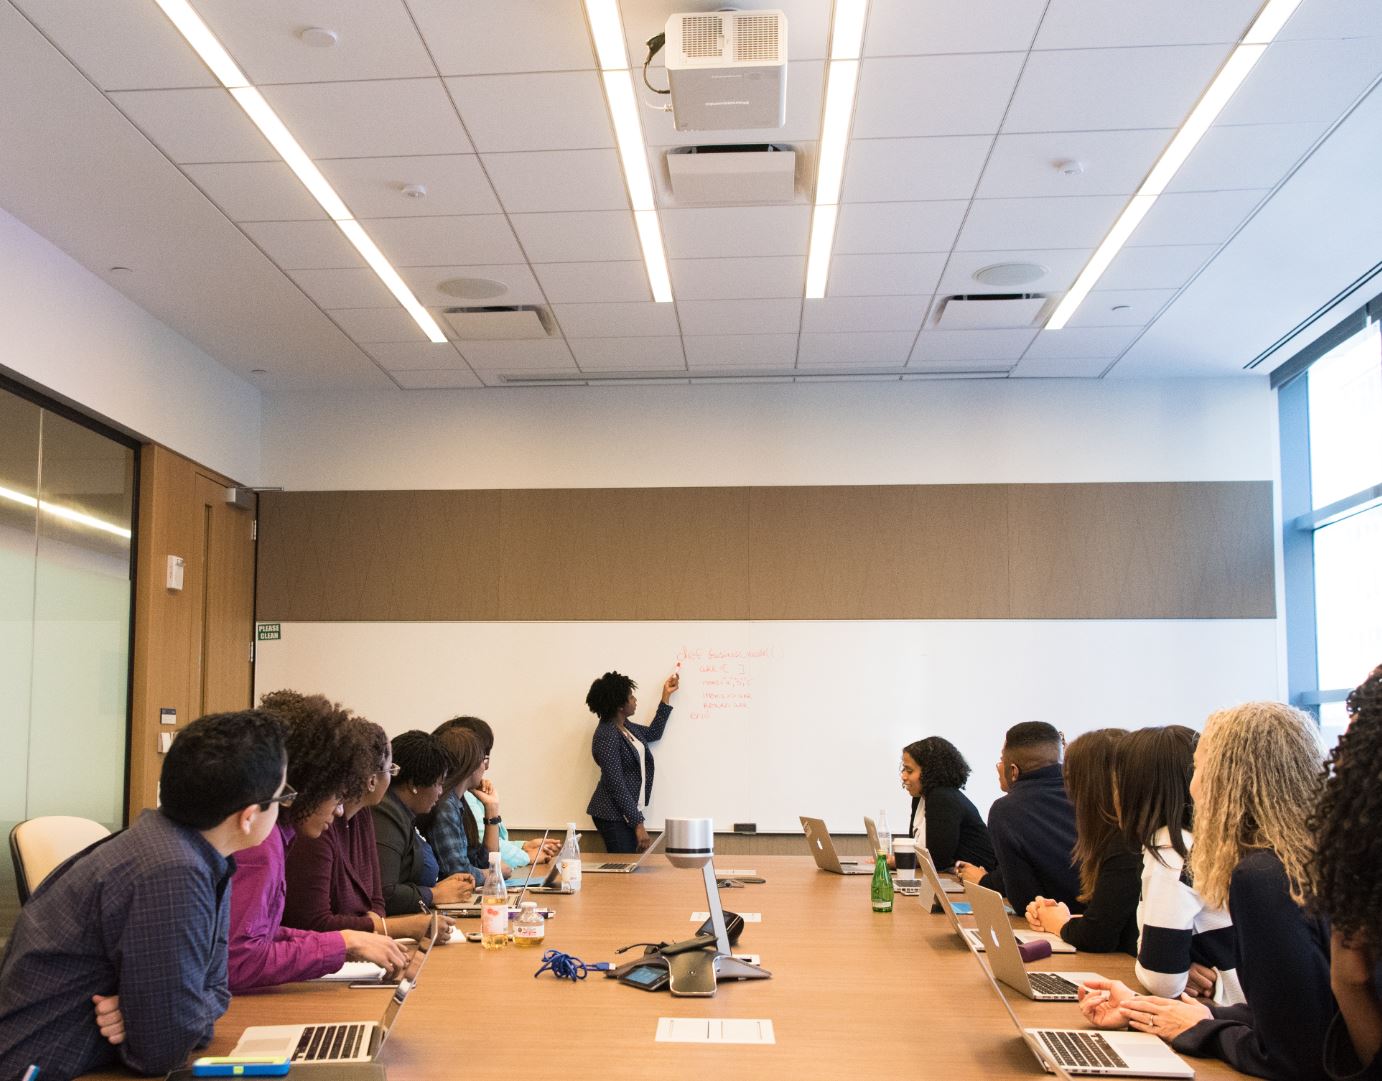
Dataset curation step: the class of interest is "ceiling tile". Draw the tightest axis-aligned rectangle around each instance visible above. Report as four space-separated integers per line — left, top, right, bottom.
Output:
662 206 811 259
1067 289 1177 327
483 149 629 213
1168 122 1326 193
110 88 274 163
552 302 680 338
364 215 524 266
1009 356 1113 378
956 196 1125 251
365 342 470 371
316 155 501 217
626 2 831 65
670 256 804 300
797 332 916 367
827 253 947 296
854 54 1025 138
1099 245 1218 290
676 299 802 336
1130 189 1268 246
843 136 994 202
261 80 473 158
456 338 577 369
240 220 363 268
14 0 216 89
938 248 1092 295
910 328 1038 362
400 264 545 307
1023 325 1141 358
328 306 427 343
410 0 594 74
533 261 651 303
513 211 641 263
393 368 485 389
803 296 927 334
1033 0 1262 48
641 61 826 147
568 337 688 371
288 267 393 308
199 0 436 83
977 130 1172 199
1219 38 1382 125
865 0 1046 55
1276 0 1382 40
446 72 613 153
834 202 967 254
183 161 325 221
1004 45 1230 133
682 334 800 370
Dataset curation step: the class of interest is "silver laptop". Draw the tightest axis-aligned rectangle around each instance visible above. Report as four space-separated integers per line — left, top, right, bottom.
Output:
584 829 664 872
914 848 1073 954
800 816 874 874
230 914 439 1063
965 881 1104 1001
959 906 1195 1078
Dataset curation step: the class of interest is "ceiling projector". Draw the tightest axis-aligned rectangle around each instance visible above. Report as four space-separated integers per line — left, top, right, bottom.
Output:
665 9 788 132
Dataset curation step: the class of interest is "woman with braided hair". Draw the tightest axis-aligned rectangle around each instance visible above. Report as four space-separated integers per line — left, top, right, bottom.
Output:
1310 663 1382 1080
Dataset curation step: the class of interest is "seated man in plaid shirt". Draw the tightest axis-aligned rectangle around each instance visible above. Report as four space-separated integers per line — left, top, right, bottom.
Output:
0 709 289 1080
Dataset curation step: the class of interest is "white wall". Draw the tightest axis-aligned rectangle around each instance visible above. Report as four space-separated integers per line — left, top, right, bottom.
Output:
0 207 261 483
262 376 1275 490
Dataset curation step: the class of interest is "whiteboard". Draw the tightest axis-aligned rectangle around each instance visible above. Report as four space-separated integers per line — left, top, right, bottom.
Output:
254 620 1279 834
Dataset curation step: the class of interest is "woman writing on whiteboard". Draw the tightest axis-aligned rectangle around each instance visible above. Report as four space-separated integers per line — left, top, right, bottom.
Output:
585 670 679 854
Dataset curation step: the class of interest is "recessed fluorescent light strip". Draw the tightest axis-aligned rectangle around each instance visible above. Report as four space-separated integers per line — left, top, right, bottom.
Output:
805 0 868 299
0 485 133 539
583 0 673 302
1045 0 1302 330
152 0 447 343
497 365 1009 385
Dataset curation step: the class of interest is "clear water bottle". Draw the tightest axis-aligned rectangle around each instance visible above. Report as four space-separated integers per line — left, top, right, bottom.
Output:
556 821 583 893
480 852 509 949
877 809 893 858
513 901 545 948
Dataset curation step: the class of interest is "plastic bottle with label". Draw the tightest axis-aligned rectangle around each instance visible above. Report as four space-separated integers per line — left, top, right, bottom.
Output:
513 901 546 948
556 821 583 893
480 852 509 949
877 809 893 858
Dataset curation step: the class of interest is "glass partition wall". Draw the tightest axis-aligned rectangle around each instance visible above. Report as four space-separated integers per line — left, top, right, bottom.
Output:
0 383 136 936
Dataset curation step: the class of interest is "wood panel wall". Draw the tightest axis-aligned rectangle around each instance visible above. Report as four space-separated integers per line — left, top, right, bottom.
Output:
256 482 1275 622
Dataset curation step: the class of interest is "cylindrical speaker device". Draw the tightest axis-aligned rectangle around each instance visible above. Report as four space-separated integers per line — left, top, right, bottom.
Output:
664 817 714 868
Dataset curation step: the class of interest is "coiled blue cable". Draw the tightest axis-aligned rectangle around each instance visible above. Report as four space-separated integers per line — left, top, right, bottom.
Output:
534 948 609 981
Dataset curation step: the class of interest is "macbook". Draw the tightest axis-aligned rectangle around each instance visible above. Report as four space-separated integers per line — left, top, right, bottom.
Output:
799 816 873 874
965 881 1102 1001
960 910 1195 1078
230 914 440 1064
914 848 1074 954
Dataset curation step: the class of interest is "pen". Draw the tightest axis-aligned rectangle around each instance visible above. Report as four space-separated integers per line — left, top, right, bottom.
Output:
22 1066 39 1081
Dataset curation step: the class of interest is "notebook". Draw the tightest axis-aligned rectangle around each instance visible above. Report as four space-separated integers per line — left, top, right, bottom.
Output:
799 816 872 874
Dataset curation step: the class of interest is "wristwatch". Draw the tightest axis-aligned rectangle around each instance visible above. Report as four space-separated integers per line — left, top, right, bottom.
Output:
484 814 503 826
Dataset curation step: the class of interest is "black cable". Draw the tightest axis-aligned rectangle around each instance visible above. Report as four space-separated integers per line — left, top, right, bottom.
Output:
643 32 670 94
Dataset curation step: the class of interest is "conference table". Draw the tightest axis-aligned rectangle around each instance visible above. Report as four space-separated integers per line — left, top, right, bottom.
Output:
87 855 1253 1079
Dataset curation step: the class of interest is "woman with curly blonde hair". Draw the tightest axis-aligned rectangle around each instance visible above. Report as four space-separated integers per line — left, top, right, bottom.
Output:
1079 702 1332 1080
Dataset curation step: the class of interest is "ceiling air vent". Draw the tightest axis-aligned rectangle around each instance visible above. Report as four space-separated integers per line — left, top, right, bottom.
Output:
933 294 1049 330
442 306 551 340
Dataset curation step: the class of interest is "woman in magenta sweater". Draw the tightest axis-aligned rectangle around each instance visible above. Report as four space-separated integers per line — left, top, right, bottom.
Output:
228 692 408 992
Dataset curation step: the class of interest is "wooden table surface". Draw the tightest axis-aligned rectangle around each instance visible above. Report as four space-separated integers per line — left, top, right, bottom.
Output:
85 855 1250 1079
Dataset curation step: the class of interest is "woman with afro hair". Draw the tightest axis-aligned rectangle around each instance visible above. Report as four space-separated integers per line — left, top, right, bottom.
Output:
1311 663 1382 1080
897 736 998 878
584 670 679 854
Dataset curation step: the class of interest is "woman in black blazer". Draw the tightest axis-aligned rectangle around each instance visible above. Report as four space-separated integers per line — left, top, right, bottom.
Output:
372 730 472 914
899 736 998 875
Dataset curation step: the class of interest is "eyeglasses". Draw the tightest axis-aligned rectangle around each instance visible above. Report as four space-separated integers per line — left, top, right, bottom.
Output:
376 764 401 777
259 784 298 810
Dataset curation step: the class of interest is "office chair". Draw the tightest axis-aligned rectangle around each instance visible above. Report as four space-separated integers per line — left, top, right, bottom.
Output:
10 815 110 903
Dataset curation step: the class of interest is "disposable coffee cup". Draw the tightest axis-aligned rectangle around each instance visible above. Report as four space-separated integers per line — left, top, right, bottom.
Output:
893 837 917 878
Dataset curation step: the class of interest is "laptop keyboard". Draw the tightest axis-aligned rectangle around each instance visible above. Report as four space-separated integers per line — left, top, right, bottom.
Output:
594 862 624 871
1027 972 1080 997
1038 1030 1129 1070
294 1023 367 1061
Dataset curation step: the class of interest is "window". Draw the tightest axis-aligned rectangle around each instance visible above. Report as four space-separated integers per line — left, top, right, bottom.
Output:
1278 302 1382 746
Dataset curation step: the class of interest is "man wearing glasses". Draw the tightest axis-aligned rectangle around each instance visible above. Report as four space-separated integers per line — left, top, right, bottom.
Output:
0 709 291 1080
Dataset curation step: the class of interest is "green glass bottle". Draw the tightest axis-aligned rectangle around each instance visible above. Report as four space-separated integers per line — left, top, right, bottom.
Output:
871 851 894 913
